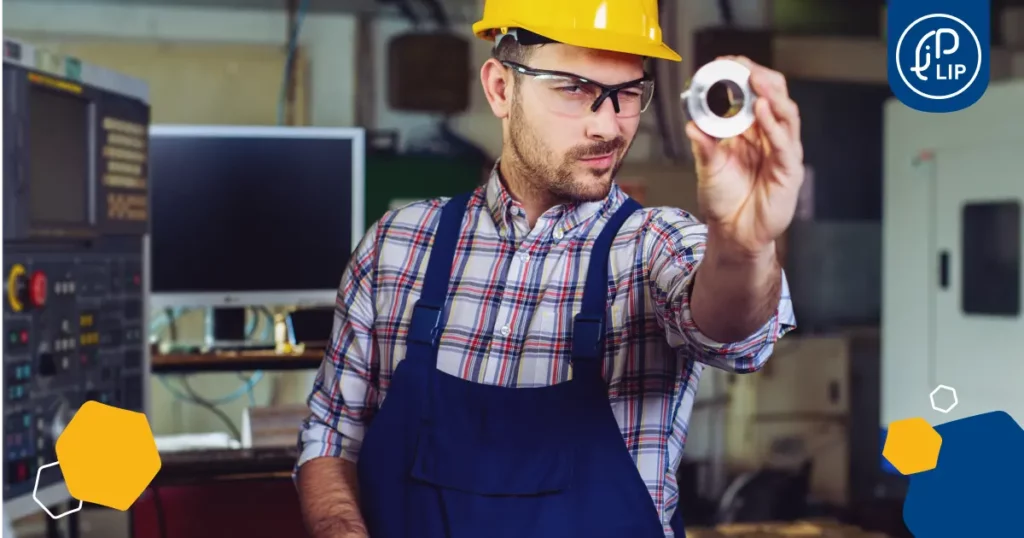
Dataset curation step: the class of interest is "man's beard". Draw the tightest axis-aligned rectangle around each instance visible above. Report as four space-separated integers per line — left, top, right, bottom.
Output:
507 97 629 204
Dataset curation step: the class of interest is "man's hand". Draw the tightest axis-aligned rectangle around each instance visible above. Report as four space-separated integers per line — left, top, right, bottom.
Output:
686 56 804 259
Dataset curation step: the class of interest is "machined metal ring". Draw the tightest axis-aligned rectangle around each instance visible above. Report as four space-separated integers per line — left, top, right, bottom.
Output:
681 59 757 139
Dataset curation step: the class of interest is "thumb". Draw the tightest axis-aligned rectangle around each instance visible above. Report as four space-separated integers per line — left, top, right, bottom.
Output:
685 121 717 164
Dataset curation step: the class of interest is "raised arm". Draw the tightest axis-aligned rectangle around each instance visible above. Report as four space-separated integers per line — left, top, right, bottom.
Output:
645 210 795 372
656 55 804 370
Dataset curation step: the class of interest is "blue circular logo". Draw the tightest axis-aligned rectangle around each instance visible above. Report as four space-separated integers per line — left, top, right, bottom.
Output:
895 13 982 101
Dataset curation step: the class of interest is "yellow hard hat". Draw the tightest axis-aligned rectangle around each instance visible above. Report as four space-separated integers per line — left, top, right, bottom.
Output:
472 0 681 62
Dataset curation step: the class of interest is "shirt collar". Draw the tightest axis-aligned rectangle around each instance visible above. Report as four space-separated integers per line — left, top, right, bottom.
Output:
483 162 625 238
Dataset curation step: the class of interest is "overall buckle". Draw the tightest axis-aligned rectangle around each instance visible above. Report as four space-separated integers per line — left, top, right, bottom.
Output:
409 301 444 347
571 313 604 361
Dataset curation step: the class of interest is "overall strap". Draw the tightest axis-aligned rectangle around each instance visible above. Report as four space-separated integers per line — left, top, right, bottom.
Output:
571 198 643 366
406 191 474 363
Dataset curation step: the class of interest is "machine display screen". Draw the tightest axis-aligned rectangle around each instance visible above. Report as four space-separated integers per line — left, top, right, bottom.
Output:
27 85 90 224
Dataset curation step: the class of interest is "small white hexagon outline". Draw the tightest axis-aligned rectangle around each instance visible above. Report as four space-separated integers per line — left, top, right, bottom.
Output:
930 384 959 414
33 461 83 520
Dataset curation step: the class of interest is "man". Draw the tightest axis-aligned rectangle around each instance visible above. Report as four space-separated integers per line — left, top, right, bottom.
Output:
297 1 801 536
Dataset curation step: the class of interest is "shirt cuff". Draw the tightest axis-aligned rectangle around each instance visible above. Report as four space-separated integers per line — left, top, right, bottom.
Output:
679 269 796 372
292 419 360 481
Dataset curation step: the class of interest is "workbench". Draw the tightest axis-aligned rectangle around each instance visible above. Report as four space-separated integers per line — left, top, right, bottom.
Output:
150 349 323 374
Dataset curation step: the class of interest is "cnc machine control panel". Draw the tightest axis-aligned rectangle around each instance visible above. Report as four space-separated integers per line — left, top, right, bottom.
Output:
3 39 151 502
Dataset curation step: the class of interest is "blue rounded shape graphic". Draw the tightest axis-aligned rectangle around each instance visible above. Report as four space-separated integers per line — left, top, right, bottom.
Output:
903 411 1024 537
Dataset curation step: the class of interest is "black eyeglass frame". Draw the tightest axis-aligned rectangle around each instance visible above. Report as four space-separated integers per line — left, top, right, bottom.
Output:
500 61 655 115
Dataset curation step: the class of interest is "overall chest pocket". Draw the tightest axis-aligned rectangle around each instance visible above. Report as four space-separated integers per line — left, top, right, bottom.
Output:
407 371 580 538
409 370 576 494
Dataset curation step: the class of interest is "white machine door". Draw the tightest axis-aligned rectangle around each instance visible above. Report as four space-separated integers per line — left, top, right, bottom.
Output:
933 144 1024 423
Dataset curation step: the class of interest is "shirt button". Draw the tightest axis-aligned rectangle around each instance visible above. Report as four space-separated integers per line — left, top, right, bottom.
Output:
520 253 530 262
553 229 564 240
499 325 511 337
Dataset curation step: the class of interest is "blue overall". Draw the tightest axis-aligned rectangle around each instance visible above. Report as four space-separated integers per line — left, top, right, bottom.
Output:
357 192 686 537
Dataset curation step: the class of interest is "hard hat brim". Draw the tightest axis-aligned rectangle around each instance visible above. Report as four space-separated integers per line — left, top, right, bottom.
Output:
473 20 682 62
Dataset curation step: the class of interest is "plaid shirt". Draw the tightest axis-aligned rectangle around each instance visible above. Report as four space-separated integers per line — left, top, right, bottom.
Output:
299 169 796 536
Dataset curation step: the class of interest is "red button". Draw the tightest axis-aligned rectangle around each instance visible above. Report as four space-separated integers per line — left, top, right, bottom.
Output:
28 271 47 308
17 462 26 481
133 274 140 286
19 330 28 344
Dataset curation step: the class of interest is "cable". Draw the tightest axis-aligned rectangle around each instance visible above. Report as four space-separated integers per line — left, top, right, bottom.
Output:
277 0 310 125
285 312 297 345
420 0 450 27
157 372 264 406
164 307 179 343
179 375 242 440
259 306 275 341
152 308 267 403
394 0 421 25
652 0 678 161
244 306 259 339
718 0 735 26
151 486 169 538
237 372 258 407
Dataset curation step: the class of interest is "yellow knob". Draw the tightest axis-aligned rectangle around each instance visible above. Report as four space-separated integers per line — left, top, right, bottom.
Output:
7 264 26 313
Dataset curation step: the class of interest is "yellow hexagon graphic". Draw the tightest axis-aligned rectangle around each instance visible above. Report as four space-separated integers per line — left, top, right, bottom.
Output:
882 417 943 475
54 401 162 511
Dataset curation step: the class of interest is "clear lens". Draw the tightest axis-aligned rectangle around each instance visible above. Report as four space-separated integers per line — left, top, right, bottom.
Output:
528 75 653 118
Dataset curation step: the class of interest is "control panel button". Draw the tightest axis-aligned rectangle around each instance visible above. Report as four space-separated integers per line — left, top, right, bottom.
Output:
8 363 32 381
6 328 29 346
5 460 30 484
7 385 25 401
28 271 48 308
6 264 27 312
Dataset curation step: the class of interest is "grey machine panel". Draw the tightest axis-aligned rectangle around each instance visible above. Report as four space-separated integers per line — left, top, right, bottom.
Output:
2 38 152 520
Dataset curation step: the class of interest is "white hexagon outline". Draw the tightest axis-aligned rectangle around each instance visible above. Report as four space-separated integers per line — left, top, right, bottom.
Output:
33 461 83 520
929 384 959 414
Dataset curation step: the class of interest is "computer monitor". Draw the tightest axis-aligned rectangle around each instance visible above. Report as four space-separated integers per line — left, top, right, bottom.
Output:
147 125 365 309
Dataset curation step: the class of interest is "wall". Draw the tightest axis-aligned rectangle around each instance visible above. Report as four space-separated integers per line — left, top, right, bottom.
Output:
5 0 357 125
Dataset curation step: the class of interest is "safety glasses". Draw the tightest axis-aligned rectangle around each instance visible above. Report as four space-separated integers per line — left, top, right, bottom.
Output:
502 61 655 118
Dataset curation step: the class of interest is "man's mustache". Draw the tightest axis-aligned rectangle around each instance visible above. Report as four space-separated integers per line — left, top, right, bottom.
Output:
566 138 626 160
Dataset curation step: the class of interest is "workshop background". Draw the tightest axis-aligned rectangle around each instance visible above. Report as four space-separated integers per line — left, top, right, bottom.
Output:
4 0 1023 537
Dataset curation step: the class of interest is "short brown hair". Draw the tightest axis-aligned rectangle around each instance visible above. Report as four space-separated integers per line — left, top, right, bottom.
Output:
492 34 536 65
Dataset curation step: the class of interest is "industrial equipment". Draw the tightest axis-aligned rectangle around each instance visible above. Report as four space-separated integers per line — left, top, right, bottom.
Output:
2 38 151 518
147 125 365 312
881 80 1024 472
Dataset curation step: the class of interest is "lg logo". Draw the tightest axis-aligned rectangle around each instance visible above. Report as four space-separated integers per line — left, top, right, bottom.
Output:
887 1 990 113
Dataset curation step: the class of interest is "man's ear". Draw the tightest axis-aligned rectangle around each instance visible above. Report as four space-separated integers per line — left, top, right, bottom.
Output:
480 58 513 119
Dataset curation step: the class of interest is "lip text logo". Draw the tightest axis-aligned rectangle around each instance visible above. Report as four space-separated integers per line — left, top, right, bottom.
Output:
887 0 990 113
